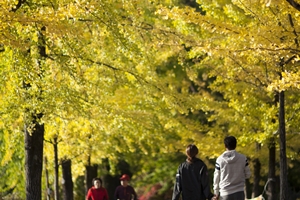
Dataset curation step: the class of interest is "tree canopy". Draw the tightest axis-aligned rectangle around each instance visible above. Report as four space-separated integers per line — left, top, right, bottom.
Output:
1 0 300 199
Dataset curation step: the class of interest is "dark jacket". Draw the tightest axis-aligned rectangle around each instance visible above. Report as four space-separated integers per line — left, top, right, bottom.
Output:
172 158 213 200
114 185 137 200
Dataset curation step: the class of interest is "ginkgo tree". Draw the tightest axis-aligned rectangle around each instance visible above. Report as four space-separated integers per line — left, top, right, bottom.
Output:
0 0 217 199
155 0 300 199
4 0 300 199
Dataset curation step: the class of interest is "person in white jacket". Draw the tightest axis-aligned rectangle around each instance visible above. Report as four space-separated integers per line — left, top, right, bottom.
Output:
213 136 251 200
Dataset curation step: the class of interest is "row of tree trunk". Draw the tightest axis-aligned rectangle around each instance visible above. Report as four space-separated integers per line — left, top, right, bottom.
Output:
23 28 288 200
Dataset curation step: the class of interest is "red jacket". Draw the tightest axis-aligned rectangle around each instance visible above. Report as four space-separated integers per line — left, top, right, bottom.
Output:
86 186 109 200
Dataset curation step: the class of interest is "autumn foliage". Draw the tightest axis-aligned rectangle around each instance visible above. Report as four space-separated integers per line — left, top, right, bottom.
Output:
0 0 300 199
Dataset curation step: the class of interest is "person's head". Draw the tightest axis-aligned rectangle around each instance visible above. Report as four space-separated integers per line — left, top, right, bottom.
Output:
120 174 130 187
224 136 237 150
186 144 198 163
92 178 102 189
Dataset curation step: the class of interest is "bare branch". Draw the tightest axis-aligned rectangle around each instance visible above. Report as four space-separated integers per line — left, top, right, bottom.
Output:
286 0 300 11
11 0 26 12
288 13 299 48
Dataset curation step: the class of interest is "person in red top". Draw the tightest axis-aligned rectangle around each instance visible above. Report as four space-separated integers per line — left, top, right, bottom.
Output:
86 177 109 200
114 174 137 200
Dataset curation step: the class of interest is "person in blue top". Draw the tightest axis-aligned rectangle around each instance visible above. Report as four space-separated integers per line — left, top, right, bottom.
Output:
172 144 215 200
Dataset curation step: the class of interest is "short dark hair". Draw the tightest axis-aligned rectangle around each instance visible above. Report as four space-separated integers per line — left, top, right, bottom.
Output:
186 144 198 163
92 177 102 185
224 136 237 150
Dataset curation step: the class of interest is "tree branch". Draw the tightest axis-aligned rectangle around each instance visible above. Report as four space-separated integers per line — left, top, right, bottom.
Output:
286 0 300 11
11 0 26 12
288 13 299 48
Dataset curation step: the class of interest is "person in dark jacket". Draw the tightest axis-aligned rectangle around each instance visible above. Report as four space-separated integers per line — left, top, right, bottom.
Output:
172 144 215 200
114 174 137 200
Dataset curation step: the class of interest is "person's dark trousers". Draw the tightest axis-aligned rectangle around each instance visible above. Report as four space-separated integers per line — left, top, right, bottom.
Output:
220 191 245 200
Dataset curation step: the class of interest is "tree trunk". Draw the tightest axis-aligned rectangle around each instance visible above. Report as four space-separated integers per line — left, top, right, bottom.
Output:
53 136 59 200
101 158 121 199
85 164 98 194
24 118 44 200
62 159 74 200
279 91 288 199
267 137 276 200
44 157 51 200
24 26 46 200
252 158 261 198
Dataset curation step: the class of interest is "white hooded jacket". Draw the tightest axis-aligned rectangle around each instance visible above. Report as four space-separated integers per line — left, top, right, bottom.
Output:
213 150 251 196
